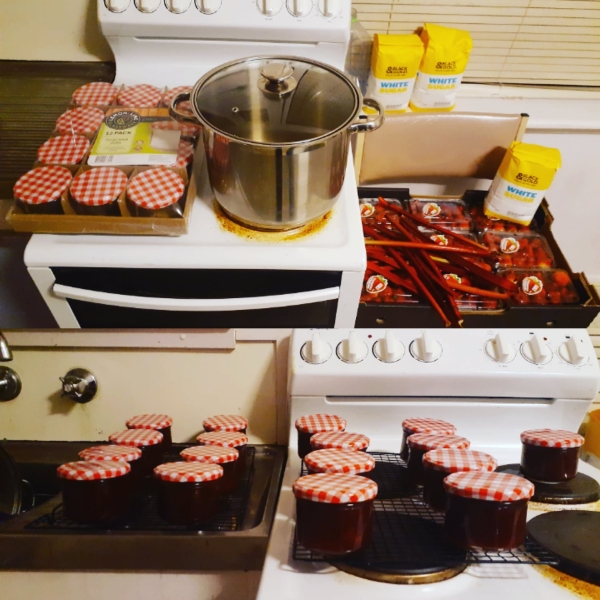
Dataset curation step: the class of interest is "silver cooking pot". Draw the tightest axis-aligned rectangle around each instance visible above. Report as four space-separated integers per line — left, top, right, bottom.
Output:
170 56 384 230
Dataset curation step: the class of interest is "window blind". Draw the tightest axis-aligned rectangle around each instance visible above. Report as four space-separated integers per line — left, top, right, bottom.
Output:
353 0 600 87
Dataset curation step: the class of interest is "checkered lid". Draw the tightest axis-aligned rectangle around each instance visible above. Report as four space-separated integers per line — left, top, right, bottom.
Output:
117 84 162 108
37 135 90 165
175 139 194 168
196 431 248 448
163 86 194 116
520 429 584 448
402 418 456 436
150 120 201 139
57 460 130 481
304 449 376 475
109 429 164 447
407 433 470 452
180 445 239 464
154 461 223 483
126 168 185 210
79 445 142 463
310 432 370 452
444 471 535 502
56 107 105 136
72 81 118 106
423 449 498 473
70 167 127 206
292 473 378 504
13 166 72 205
202 415 248 432
295 414 347 434
126 413 173 430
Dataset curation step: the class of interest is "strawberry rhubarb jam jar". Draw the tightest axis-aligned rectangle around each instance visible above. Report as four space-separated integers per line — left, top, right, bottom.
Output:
202 414 248 434
109 429 165 477
400 418 457 461
196 431 249 478
295 414 347 459
310 432 370 453
180 445 239 494
407 434 470 485
79 445 143 484
304 449 376 476
126 413 173 448
293 473 378 555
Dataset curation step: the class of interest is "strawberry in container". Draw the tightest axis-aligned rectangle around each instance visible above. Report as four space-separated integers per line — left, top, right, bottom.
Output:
481 232 555 269
469 204 536 233
443 273 503 312
499 268 580 305
360 197 404 230
361 263 420 304
408 198 472 232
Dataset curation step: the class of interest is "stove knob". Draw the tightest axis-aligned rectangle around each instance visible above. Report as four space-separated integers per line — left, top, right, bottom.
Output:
337 331 368 364
301 332 332 364
196 0 221 14
257 0 283 16
318 0 341 18
521 334 552 365
558 336 588 366
135 0 161 12
287 0 312 17
410 331 442 363
105 0 130 12
484 333 516 363
167 0 191 13
373 331 404 363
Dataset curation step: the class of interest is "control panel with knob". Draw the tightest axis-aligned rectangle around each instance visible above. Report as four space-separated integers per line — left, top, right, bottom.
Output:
135 0 161 12
287 0 312 17
105 0 131 12
196 0 221 14
318 0 342 18
485 333 516 363
373 331 404 363
337 331 368 364
410 331 442 363
301 332 332 365
257 0 283 16
166 0 191 13
521 334 552 365
559 336 588 366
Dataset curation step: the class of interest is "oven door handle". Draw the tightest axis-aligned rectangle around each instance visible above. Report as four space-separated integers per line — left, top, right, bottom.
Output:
52 284 340 311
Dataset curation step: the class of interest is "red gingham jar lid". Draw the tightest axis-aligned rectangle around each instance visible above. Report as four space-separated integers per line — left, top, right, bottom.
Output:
126 413 173 430
520 429 584 448
37 135 90 165
57 460 130 481
310 431 370 452
203 415 248 432
295 414 347 434
196 431 248 448
70 167 127 206
402 418 456 435
109 429 164 447
56 107 105 136
444 471 535 502
154 461 223 483
163 86 194 116
117 84 162 108
72 81 118 106
150 120 201 139
79 445 142 463
407 433 470 452
304 449 376 475
293 473 378 504
180 445 239 464
423 449 498 474
127 168 185 210
14 166 72 205
175 139 194 168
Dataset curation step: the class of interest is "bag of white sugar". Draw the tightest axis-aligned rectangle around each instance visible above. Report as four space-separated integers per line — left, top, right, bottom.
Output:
484 142 562 226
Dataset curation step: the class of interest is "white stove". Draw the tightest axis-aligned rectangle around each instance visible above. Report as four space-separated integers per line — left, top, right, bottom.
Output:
258 328 600 599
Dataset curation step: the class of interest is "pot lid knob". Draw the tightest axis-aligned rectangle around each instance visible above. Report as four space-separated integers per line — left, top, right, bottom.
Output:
259 64 297 96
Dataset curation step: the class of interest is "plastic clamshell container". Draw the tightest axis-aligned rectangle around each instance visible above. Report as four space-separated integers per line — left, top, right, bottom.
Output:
361 266 421 305
359 196 404 229
499 268 580 306
481 232 555 269
408 198 472 232
469 204 536 234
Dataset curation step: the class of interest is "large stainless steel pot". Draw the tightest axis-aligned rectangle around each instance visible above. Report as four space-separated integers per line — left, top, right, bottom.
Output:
170 56 384 230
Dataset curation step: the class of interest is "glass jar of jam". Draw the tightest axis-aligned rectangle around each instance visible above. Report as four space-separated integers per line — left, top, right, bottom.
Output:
444 471 534 549
202 414 248 435
310 432 370 453
422 449 498 511
520 429 584 483
37 135 90 167
109 429 165 477
55 107 105 138
407 434 470 485
196 431 249 478
72 81 119 107
304 449 376 476
79 445 143 485
69 167 127 216
13 165 72 215
126 413 174 448
180 445 239 494
57 460 132 523
400 418 456 461
295 414 347 459
117 84 162 108
126 168 185 218
154 462 223 525
293 473 378 556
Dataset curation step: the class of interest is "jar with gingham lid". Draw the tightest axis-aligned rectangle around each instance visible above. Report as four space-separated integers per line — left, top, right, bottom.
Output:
56 460 132 523
304 449 376 476
400 418 456 461
444 471 534 549
407 434 470 486
310 431 370 453
56 107 105 137
180 445 239 494
422 448 498 511
202 414 248 435
69 167 127 216
71 81 119 107
520 428 584 483
154 462 223 525
196 431 249 478
37 135 90 167
292 473 378 555
295 414 347 459
126 413 174 448
126 167 186 218
13 166 72 214
109 429 165 477
79 444 143 483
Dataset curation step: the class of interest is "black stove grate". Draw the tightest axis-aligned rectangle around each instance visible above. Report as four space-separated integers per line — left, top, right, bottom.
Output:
292 452 558 568
25 446 255 533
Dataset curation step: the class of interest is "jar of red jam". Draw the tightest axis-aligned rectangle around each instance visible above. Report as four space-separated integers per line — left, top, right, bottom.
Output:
293 473 378 556
310 432 370 453
444 471 534 549
202 414 248 435
69 167 127 216
407 434 470 485
154 462 223 525
109 429 165 477
56 107 105 138
126 168 185 218
57 460 131 523
13 166 72 215
117 84 162 108
520 429 584 483
79 445 143 485
180 445 239 494
72 81 119 107
304 449 376 476
37 135 90 167
400 418 456 461
126 413 173 448
295 414 347 459
422 449 498 511
196 431 248 478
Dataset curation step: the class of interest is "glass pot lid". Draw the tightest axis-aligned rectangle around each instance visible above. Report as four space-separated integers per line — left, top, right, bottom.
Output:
191 56 360 145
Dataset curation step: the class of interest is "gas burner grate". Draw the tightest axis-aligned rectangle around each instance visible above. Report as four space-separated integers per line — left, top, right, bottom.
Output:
293 452 558 568
25 447 255 533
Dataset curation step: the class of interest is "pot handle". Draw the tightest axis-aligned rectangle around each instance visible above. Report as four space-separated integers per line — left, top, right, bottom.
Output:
169 91 199 125
348 98 385 134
